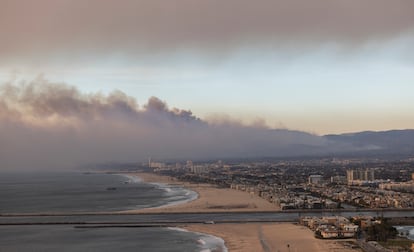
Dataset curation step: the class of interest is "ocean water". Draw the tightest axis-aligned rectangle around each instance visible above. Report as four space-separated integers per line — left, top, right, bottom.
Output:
0 172 198 213
0 225 226 252
395 226 414 241
0 172 227 252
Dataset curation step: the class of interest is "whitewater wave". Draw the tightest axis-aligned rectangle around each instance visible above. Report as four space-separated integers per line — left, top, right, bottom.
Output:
168 227 228 252
167 227 190 233
148 182 199 208
116 174 199 210
196 233 228 252
116 174 142 184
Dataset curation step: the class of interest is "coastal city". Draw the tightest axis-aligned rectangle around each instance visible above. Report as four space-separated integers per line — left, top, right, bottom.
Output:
114 157 414 251
145 158 414 211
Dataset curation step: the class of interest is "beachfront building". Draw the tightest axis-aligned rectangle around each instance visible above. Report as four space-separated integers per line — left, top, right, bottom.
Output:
301 216 359 239
318 225 340 239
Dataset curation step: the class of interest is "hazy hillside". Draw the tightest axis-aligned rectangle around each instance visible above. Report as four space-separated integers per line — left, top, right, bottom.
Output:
325 129 414 157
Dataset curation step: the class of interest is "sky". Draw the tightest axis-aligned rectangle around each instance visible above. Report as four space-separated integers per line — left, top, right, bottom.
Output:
1 0 414 134
0 0 414 169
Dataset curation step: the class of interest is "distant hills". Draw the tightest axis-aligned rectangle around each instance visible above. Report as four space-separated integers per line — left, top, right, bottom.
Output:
324 129 414 158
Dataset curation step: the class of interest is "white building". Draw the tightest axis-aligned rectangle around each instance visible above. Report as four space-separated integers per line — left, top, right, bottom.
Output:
190 165 208 174
379 181 414 193
308 175 323 184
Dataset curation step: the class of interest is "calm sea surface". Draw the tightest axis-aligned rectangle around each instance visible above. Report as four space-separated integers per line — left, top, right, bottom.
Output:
0 172 227 252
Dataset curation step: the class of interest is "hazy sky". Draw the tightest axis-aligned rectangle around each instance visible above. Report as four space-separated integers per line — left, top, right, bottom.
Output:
1 0 414 134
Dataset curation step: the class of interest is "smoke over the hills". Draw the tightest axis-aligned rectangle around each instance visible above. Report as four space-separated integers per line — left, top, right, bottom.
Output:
0 78 333 170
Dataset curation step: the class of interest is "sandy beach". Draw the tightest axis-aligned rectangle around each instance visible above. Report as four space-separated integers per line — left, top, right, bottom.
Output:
125 172 279 213
125 172 360 252
185 223 361 252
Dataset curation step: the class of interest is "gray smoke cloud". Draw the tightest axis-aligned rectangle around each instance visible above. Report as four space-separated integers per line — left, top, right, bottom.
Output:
0 77 335 170
0 0 413 62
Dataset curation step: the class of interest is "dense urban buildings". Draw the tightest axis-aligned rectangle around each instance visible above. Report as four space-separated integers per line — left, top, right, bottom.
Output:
146 157 414 210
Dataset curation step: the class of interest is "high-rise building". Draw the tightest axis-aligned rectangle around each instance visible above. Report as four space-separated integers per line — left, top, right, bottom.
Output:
186 160 193 170
347 169 375 185
365 169 375 181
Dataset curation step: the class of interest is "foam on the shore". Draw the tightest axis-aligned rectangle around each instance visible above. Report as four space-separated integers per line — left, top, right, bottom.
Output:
167 227 190 233
149 182 199 208
168 227 228 252
119 173 199 209
116 174 142 183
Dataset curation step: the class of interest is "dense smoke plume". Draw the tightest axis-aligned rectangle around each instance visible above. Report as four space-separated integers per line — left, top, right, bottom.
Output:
0 78 333 170
1 0 413 62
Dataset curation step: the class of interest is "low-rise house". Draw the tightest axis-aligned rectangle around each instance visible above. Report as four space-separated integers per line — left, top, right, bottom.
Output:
301 216 358 239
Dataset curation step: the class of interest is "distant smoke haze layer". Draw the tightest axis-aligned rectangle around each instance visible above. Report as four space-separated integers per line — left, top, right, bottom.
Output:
1 0 413 62
0 78 346 170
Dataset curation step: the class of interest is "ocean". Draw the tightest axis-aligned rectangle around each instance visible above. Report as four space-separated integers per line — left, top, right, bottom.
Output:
395 226 414 241
0 172 227 252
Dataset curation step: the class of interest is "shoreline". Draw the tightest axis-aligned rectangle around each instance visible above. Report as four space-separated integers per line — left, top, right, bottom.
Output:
182 222 361 252
124 172 280 214
125 172 361 252
168 226 228 252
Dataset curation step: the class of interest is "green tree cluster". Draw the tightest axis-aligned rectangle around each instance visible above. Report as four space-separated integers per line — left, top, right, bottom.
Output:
365 219 398 242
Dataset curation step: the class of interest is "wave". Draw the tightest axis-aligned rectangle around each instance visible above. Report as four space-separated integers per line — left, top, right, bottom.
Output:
151 183 173 193
115 173 199 210
157 183 174 193
148 182 199 209
167 227 190 233
168 227 228 252
116 174 142 184
115 173 194 202
197 234 228 252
